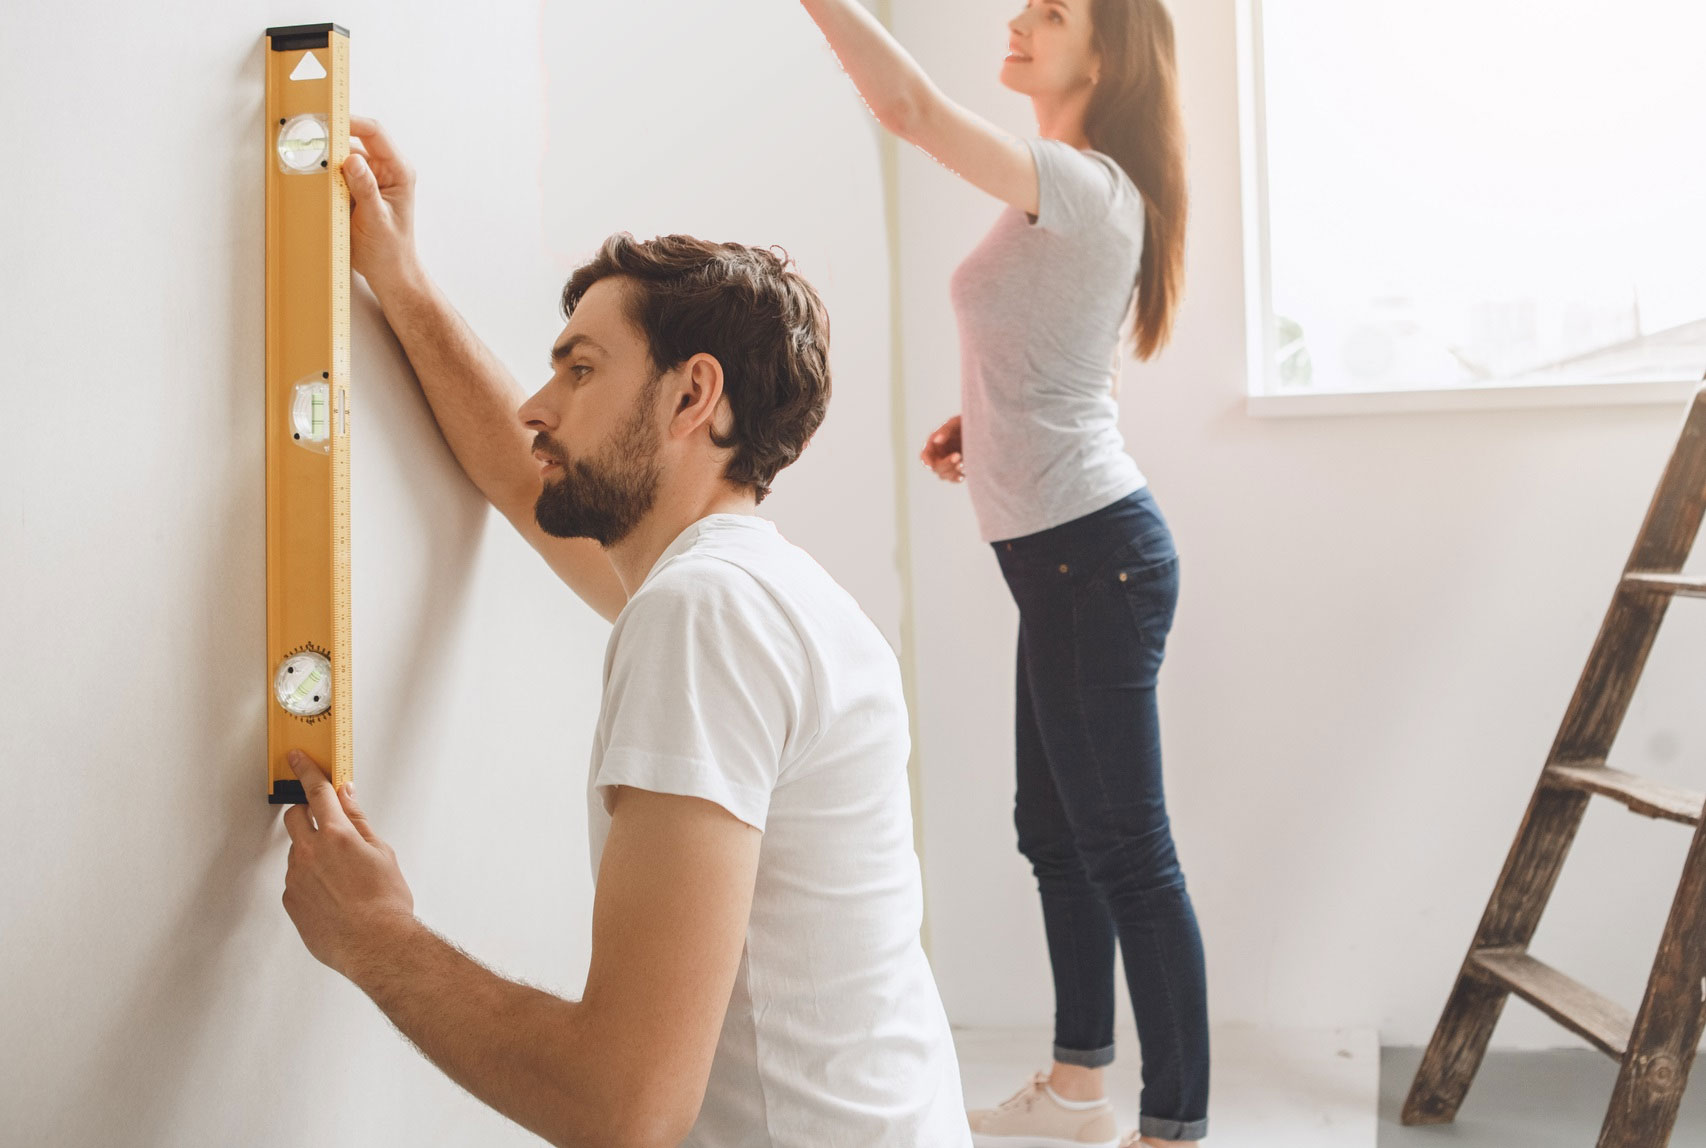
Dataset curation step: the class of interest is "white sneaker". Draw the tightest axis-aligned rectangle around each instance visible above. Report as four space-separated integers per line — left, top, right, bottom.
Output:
967 1070 1120 1148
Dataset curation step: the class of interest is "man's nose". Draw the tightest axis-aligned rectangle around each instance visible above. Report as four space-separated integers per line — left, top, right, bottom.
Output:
518 387 554 430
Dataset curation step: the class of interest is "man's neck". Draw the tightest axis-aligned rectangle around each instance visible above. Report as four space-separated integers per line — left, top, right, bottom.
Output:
605 481 759 599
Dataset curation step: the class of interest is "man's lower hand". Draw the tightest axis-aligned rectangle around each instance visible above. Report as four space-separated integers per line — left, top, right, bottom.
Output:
281 750 417 981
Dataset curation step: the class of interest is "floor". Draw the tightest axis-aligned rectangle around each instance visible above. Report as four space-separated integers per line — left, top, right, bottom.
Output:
955 1029 1706 1145
954 1026 1380 1147
1378 1046 1706 1147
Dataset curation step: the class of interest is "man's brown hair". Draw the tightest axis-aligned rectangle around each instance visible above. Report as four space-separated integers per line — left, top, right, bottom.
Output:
561 233 832 503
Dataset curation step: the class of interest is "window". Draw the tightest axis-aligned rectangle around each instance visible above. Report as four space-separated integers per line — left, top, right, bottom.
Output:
1243 0 1706 399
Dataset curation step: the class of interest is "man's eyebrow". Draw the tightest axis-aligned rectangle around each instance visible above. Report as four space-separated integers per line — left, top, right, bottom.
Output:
550 334 605 364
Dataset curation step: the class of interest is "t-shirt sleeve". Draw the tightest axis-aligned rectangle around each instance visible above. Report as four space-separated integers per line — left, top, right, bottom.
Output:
1027 137 1126 235
593 560 811 832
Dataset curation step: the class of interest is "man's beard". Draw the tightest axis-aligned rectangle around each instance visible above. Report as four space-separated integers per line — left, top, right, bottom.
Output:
533 392 662 548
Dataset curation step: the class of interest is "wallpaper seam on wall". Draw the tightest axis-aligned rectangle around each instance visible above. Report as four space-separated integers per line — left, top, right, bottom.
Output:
874 0 931 957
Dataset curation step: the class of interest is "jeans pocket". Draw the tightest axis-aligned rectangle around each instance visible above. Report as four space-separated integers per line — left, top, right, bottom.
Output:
1074 549 1179 687
1119 555 1180 652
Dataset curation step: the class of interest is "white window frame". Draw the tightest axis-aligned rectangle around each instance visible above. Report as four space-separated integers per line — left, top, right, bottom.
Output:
1234 0 1703 419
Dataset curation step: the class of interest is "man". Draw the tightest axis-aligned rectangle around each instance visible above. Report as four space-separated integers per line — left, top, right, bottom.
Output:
278 117 970 1148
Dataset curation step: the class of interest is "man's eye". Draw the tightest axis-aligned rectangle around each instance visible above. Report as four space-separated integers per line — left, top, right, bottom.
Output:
572 364 591 379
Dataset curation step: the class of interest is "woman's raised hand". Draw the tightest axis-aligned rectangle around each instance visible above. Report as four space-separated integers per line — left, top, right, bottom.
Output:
920 415 965 484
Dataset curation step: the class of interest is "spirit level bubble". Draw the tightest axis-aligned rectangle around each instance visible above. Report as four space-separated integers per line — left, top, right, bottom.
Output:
274 650 333 718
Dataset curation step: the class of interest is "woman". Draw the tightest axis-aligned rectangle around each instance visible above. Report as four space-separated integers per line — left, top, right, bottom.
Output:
797 2 1204 1145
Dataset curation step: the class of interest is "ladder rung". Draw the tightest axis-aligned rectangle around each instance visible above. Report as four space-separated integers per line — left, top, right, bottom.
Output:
1469 948 1633 1059
1623 571 1706 598
1543 763 1705 826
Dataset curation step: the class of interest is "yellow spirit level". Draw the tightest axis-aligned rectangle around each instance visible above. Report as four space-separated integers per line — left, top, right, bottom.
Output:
265 23 352 803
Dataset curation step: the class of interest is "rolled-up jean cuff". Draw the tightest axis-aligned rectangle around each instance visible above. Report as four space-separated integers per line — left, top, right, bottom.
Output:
1052 1042 1116 1069
1139 1114 1209 1141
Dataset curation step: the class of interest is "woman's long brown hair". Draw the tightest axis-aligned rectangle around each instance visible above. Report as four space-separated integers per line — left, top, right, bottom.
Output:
1085 0 1188 361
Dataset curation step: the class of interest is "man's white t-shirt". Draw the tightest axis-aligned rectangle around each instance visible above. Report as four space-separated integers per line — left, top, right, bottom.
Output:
587 514 971 1148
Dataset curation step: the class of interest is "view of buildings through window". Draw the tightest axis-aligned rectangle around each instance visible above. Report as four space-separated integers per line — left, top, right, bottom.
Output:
1257 0 1706 394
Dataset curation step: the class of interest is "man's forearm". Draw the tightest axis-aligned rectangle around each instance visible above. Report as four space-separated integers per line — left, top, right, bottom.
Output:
370 264 541 519
351 916 667 1148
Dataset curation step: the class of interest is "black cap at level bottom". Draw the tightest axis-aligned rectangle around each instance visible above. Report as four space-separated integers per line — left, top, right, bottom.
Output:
268 779 308 805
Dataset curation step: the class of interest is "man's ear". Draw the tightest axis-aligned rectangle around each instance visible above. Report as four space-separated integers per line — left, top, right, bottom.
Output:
667 353 727 441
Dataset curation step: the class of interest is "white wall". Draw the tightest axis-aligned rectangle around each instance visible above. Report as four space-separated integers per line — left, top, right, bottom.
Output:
893 0 1706 1050
0 2 897 1143
533 0 903 642
10 3 1706 1142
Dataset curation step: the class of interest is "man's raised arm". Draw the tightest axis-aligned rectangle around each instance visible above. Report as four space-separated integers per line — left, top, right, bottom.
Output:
341 116 626 622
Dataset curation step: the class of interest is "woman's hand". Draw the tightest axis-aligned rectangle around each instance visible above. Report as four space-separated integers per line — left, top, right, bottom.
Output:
920 415 965 483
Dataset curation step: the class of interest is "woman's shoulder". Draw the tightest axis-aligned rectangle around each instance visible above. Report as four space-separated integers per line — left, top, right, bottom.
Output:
1026 137 1144 235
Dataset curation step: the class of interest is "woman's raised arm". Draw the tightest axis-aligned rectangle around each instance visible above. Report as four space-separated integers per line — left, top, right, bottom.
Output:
798 0 1039 215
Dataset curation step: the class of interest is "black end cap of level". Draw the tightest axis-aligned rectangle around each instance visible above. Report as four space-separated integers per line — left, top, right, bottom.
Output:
266 23 349 52
268 779 308 805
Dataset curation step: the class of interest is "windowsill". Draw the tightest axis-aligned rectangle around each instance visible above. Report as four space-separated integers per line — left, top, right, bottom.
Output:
1245 378 1703 419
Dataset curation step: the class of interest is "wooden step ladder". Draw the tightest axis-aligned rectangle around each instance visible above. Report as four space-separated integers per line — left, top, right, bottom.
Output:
1403 383 1706 1146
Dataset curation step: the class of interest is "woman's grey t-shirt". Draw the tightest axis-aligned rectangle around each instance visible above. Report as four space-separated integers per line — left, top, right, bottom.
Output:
950 137 1148 543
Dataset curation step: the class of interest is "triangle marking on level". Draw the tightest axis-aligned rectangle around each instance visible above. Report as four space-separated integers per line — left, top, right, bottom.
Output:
290 52 327 82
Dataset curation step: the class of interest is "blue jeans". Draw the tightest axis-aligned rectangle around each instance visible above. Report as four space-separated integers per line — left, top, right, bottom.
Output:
994 487 1210 1143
